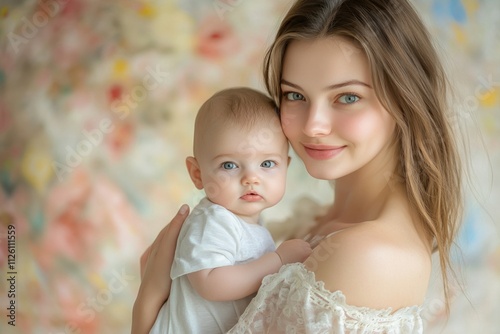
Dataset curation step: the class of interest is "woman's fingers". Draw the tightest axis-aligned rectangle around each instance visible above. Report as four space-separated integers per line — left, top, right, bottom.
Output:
156 204 189 260
132 204 190 334
139 245 152 280
139 203 184 279
141 204 189 290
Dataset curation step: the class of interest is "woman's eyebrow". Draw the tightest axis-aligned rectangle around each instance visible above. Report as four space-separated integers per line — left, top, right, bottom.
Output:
281 79 372 90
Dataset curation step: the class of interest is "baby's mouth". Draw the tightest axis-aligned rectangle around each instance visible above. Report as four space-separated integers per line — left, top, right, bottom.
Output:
240 191 262 201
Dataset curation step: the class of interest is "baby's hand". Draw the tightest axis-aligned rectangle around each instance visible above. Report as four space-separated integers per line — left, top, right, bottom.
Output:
275 239 312 265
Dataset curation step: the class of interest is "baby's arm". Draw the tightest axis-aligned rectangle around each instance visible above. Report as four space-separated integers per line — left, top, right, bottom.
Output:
188 239 311 301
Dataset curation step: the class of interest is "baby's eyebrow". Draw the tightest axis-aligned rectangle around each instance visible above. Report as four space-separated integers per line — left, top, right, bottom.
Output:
264 152 285 156
212 154 233 160
212 152 286 161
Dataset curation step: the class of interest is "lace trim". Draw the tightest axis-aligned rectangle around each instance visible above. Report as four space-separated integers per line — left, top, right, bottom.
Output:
284 263 422 322
231 263 423 333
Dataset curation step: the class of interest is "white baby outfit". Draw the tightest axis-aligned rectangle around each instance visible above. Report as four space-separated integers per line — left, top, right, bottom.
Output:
150 197 276 334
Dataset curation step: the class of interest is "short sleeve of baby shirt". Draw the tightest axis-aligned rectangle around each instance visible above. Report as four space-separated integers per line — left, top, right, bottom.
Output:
171 200 244 279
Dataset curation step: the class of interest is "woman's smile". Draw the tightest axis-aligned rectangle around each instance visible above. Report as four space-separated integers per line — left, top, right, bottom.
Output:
302 143 346 160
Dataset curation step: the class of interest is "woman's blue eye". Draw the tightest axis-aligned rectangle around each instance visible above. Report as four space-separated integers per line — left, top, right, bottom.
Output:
261 160 276 168
285 92 304 101
222 162 237 170
338 94 360 104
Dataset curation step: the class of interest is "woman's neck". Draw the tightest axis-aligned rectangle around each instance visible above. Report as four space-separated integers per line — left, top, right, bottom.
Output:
329 145 403 224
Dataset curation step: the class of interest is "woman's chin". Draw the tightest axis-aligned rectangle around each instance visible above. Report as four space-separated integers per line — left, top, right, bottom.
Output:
305 166 341 181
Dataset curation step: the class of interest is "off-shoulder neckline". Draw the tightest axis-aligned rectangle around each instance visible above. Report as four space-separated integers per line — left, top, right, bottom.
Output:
280 262 423 318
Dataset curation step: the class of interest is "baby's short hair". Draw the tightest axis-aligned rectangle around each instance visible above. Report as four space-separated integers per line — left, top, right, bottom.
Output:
196 87 278 129
193 87 279 156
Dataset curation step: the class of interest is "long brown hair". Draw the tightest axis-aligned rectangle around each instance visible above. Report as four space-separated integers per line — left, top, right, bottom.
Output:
264 0 463 313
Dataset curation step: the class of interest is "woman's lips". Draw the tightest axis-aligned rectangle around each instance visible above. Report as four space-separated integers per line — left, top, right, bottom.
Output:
303 144 345 160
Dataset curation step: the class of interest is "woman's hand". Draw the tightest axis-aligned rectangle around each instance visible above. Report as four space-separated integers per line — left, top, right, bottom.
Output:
131 204 190 334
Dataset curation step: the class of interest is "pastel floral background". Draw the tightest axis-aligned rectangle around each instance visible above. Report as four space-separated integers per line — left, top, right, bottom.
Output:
0 0 499 333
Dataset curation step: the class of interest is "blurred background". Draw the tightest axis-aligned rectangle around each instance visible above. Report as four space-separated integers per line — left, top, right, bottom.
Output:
0 0 499 333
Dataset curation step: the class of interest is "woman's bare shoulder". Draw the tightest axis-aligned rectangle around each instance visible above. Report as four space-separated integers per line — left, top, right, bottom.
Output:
304 220 432 310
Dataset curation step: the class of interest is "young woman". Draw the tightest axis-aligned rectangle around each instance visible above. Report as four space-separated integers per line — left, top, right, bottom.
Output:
132 0 463 332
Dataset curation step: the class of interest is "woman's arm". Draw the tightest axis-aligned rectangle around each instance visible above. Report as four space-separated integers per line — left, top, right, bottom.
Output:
131 205 190 334
187 239 312 301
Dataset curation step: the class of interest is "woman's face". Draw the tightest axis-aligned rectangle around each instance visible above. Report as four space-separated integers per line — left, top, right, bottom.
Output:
280 36 396 180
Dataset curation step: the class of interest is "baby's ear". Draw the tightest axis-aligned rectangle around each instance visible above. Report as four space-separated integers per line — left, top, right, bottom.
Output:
186 157 203 190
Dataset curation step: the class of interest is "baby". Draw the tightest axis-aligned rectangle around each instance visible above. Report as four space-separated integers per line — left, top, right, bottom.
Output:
149 87 312 333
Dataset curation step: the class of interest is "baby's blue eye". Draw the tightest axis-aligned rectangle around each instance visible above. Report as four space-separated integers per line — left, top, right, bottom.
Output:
261 160 276 168
285 92 304 101
222 162 237 170
338 94 360 104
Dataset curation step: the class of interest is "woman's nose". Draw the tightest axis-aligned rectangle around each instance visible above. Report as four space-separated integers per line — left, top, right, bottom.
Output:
303 103 332 137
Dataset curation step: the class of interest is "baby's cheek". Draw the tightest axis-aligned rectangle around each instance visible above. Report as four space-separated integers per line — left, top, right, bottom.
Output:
280 109 300 132
203 182 223 200
203 172 232 199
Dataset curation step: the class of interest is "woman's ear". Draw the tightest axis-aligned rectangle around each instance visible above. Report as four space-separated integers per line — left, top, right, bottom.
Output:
186 157 203 190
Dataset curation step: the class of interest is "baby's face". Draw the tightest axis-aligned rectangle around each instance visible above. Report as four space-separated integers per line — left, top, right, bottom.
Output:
196 119 289 224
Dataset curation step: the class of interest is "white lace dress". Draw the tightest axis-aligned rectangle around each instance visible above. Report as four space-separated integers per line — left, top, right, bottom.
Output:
228 263 423 334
